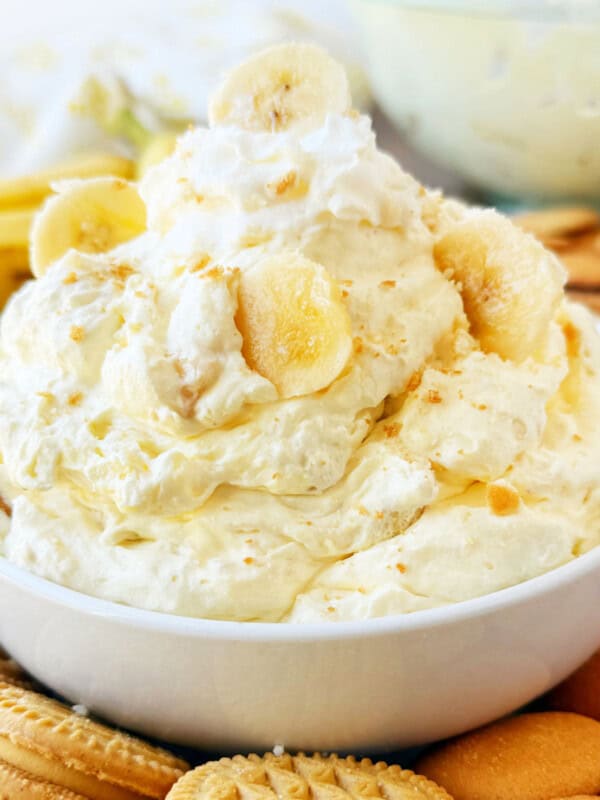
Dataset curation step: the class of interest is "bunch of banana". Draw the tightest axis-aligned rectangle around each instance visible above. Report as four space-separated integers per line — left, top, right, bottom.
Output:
0 75 182 310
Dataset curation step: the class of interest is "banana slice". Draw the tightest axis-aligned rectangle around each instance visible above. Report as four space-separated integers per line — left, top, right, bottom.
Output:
434 210 566 362
0 153 135 211
209 42 351 132
30 177 147 277
236 253 352 397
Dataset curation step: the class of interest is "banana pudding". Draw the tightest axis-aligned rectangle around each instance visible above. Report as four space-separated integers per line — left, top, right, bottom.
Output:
0 44 599 622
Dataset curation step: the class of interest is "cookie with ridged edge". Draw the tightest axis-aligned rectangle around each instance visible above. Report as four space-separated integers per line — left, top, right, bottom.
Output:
0 682 188 800
415 712 600 800
0 757 88 799
166 752 453 800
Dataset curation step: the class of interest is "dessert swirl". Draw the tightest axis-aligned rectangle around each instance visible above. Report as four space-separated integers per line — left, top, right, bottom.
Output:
0 44 598 622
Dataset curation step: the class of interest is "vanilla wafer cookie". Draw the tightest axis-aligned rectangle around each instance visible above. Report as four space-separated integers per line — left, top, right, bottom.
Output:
0 683 188 800
167 752 453 800
0 757 88 799
416 712 600 800
514 207 600 240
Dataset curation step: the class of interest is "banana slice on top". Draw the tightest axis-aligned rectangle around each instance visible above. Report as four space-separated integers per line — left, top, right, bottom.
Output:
434 210 566 362
236 253 353 398
209 42 351 132
30 177 146 277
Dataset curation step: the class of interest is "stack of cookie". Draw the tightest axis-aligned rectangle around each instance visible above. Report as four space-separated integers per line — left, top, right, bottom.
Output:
514 206 600 314
0 654 189 799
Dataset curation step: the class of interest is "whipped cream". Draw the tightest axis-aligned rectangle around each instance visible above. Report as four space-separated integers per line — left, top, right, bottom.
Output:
0 46 598 622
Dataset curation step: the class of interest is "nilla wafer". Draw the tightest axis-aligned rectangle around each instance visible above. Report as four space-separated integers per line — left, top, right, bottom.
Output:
167 752 452 800
415 712 600 800
0 682 188 799
0 757 87 799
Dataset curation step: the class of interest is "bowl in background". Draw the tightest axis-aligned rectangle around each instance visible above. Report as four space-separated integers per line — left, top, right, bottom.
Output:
1 549 600 752
351 0 600 206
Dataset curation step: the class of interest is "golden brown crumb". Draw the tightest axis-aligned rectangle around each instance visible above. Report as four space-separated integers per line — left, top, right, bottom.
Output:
396 563 407 574
379 280 396 288
269 170 297 195
375 511 384 520
204 267 225 280
68 392 83 406
386 343 399 356
357 505 369 516
383 423 401 438
353 337 364 354
63 271 78 284
243 557 254 565
190 254 211 273
573 433 583 442
327 606 336 613
69 325 84 342
342 290 349 298
109 263 134 282
427 389 443 404
0 496 11 517
406 371 422 393
487 483 520 516
562 320 582 360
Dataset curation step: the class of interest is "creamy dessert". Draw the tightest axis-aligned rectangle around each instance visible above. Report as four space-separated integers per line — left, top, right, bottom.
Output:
0 44 599 623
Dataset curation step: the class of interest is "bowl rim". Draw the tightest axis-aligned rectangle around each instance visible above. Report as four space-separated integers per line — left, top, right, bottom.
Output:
2 545 600 641
352 0 600 22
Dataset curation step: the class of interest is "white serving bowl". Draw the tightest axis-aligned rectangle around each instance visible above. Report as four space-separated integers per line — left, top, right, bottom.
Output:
1 551 600 753
351 0 600 204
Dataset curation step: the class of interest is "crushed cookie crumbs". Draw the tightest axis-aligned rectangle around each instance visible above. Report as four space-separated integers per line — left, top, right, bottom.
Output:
562 320 581 359
190 254 211 273
357 505 369 516
427 389 442 404
269 170 296 195
0 496 11 517
68 392 83 406
69 325 85 342
396 563 407 574
353 337 364 354
383 422 401 438
109 264 134 282
63 272 78 284
243 557 254 565
379 279 396 288
487 483 520 516
406 371 422 392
